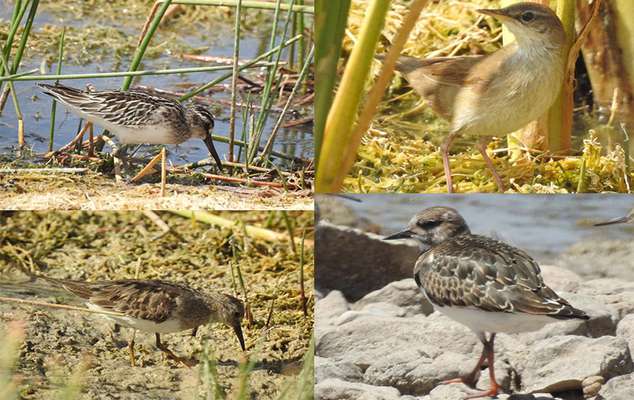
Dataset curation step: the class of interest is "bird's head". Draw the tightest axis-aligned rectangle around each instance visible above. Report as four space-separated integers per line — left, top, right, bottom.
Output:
384 206 470 248
478 3 566 51
188 104 223 170
218 294 246 351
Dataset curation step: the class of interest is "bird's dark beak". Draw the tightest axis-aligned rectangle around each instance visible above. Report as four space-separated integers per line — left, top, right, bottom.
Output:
594 216 630 226
233 323 246 351
203 134 223 171
384 229 414 240
477 8 511 20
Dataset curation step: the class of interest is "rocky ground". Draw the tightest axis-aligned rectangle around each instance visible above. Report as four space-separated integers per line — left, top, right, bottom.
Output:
315 205 634 400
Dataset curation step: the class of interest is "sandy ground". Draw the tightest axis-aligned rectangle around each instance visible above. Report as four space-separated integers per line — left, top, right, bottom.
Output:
0 211 314 399
0 170 313 210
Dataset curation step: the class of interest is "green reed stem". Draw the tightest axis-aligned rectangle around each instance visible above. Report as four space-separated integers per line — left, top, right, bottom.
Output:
1 64 275 82
261 45 313 160
314 0 351 163
0 50 24 147
122 0 173 90
0 0 31 114
48 27 66 153
229 0 243 163
10 0 39 75
2 0 29 62
248 0 296 163
280 211 296 254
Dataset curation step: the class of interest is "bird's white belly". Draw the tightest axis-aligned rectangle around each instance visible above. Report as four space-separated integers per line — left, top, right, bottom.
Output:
453 52 563 137
86 303 185 333
434 304 558 335
112 125 180 145
62 106 181 145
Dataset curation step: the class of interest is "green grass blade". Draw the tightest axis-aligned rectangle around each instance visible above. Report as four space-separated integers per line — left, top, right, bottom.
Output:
229 0 243 163
260 45 314 160
122 0 173 90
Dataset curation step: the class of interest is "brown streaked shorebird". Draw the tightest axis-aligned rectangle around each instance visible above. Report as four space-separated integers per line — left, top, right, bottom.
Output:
389 3 567 192
385 207 588 398
38 83 224 170
35 275 245 367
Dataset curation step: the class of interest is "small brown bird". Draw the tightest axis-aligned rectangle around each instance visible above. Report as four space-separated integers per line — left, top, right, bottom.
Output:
391 3 567 192
36 275 245 367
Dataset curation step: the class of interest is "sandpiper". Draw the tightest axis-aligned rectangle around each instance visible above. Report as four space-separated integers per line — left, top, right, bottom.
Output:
38 83 223 170
385 207 588 399
594 208 634 226
36 275 245 367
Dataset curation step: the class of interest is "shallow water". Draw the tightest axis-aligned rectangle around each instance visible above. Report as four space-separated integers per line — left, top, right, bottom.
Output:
0 2 313 166
330 194 634 263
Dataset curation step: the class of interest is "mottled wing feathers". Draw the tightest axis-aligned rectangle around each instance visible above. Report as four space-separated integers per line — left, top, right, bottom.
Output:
416 235 588 320
38 83 184 127
44 278 198 323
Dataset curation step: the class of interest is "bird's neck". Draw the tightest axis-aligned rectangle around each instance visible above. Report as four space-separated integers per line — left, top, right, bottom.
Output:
511 36 567 69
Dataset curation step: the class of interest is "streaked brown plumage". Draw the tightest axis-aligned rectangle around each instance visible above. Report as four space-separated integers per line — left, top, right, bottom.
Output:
38 83 223 170
37 276 245 367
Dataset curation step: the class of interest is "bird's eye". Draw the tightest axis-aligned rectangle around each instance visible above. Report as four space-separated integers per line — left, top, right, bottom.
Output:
417 220 441 230
520 11 535 22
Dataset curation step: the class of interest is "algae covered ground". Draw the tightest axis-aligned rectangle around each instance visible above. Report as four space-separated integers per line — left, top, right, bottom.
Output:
0 210 314 399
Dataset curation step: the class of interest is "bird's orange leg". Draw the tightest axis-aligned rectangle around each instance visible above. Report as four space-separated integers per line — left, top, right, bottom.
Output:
442 341 487 387
464 333 502 399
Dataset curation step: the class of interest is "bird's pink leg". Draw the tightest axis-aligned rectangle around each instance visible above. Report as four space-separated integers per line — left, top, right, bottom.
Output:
476 137 506 193
441 133 458 193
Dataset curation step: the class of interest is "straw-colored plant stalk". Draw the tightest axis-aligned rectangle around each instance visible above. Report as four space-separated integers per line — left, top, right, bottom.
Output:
579 0 634 130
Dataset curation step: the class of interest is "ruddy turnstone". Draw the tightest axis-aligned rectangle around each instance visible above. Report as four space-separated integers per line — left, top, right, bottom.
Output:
37 83 223 170
385 206 588 398
37 275 245 367
594 208 634 226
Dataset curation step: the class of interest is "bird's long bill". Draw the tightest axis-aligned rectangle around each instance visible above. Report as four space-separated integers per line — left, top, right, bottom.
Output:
233 324 246 351
203 135 223 171
384 229 414 241
594 216 630 226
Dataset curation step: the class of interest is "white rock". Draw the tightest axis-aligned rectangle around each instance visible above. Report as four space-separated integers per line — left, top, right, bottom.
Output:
315 378 402 400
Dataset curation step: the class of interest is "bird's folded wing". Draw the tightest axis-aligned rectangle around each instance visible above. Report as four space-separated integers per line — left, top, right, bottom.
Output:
416 236 586 319
393 55 485 87
87 280 181 323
